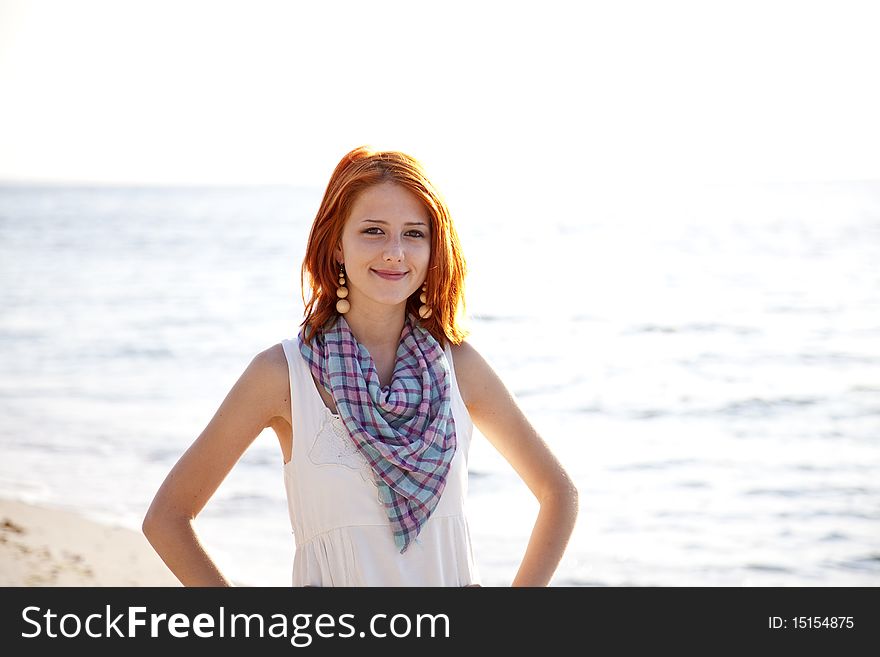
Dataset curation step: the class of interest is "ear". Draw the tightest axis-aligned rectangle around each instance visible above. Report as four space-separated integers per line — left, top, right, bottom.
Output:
334 242 344 265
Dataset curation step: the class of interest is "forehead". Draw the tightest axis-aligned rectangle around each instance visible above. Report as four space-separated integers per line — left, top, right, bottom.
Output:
347 183 430 225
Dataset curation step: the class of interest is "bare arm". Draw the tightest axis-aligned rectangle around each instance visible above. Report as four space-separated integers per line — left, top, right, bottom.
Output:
142 345 290 586
452 341 579 587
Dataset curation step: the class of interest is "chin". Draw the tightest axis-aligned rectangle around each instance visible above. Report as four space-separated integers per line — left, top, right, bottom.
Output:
373 296 409 306
374 297 412 307
366 288 418 306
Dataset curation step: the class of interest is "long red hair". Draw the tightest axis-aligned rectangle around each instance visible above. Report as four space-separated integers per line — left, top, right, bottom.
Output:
300 146 469 346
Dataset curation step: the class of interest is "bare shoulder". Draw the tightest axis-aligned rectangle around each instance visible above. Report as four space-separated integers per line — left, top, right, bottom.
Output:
448 339 502 411
449 339 579 504
247 343 292 424
254 342 289 370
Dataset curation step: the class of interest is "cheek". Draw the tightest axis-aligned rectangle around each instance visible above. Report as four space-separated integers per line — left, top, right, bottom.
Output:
344 235 374 259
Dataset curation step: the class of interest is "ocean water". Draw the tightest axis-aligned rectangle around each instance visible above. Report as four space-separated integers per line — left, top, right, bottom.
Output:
0 180 878 586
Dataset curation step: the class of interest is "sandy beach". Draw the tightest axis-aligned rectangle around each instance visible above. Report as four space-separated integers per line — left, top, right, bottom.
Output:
0 498 180 587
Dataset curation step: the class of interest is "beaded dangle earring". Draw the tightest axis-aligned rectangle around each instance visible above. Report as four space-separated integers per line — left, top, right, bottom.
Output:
418 281 432 319
336 263 350 314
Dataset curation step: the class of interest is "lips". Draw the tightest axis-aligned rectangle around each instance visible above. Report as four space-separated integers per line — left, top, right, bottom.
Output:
371 269 408 280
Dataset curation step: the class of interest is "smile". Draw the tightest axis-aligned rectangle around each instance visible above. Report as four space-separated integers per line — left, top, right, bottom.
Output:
371 269 408 280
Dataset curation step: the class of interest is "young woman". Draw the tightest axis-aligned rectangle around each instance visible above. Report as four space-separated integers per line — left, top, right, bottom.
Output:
143 146 578 586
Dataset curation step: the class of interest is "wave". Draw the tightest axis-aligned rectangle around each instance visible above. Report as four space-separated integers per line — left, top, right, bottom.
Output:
625 322 761 336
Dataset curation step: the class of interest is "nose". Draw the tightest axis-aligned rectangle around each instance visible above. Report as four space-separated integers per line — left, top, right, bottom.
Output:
383 236 404 262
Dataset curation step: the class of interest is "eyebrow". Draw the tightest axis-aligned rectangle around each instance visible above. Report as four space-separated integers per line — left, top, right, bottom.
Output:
360 219 429 227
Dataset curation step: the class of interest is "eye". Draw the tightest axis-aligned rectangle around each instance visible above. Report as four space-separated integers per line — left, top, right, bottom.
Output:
362 227 427 238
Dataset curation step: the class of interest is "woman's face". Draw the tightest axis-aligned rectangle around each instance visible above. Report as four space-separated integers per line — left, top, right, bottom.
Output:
335 182 432 313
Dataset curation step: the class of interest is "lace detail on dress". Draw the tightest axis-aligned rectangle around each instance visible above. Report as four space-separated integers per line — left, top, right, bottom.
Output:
308 411 378 495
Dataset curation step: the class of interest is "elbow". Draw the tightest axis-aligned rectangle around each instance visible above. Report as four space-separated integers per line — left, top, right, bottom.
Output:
554 481 579 527
540 473 579 510
142 506 161 540
142 493 166 539
563 480 580 511
142 500 188 541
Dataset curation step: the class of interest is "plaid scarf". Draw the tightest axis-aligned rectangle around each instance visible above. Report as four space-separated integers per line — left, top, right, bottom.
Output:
297 312 457 553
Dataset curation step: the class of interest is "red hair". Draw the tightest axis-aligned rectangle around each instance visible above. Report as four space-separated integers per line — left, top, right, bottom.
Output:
300 146 469 346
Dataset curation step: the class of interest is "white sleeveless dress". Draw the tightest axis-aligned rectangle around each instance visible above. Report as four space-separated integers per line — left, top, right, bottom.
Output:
279 339 482 587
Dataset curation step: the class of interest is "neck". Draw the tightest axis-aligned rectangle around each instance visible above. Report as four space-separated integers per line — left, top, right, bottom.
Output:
342 304 408 353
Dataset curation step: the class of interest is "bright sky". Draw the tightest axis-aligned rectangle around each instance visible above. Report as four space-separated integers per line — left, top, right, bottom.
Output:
1 0 880 193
